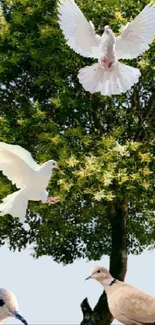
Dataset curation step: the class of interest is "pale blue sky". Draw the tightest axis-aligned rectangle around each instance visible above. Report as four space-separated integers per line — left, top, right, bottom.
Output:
1 245 155 324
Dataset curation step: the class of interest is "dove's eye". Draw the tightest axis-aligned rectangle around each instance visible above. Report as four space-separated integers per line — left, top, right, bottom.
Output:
97 270 101 273
0 299 5 306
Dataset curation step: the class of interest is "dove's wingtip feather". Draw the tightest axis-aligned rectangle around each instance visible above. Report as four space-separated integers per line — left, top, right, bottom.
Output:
57 0 101 58
116 1 155 60
0 189 28 221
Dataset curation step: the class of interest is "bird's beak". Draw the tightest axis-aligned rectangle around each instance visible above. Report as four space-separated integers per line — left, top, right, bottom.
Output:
85 275 92 281
11 311 28 325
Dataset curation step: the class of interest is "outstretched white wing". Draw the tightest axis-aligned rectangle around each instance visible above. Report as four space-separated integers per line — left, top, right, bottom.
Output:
115 2 155 60
0 142 38 169
0 142 38 188
58 0 102 58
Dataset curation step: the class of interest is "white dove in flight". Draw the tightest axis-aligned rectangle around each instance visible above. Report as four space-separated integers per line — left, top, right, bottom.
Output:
58 0 155 96
0 142 60 221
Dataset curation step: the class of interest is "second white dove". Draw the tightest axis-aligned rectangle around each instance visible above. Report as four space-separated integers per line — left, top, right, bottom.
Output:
0 142 60 221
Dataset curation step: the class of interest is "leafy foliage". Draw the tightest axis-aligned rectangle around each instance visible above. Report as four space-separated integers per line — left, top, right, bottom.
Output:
0 0 155 263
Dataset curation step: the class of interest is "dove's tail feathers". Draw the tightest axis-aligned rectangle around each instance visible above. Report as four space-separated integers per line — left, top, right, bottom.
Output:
0 188 28 222
78 62 141 96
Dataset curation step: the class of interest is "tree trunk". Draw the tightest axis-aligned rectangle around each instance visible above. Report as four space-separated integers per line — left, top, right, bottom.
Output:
80 197 128 325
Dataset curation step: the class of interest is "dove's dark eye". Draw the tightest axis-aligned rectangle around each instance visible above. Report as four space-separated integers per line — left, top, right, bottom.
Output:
97 270 101 273
0 299 5 306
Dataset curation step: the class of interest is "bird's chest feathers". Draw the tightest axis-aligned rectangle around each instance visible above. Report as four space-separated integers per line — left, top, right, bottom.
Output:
107 287 125 319
99 33 116 68
34 165 52 188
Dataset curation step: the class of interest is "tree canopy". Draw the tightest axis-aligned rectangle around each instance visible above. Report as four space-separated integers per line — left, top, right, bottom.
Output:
0 0 155 264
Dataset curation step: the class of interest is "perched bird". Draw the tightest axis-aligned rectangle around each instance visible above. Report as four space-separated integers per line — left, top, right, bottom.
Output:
58 0 155 96
0 142 60 221
0 288 27 325
86 266 155 324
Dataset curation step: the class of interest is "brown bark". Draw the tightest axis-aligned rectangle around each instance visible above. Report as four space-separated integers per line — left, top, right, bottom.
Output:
80 197 128 325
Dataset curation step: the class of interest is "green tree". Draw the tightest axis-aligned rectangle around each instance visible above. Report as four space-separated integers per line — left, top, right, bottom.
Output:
0 0 155 324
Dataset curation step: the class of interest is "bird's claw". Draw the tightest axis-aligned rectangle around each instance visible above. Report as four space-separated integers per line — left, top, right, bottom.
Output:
46 196 60 205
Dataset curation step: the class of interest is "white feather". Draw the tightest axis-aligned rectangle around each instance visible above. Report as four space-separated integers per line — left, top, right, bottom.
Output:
115 2 155 59
78 62 141 96
58 0 102 58
0 188 28 221
0 143 37 188
0 142 38 169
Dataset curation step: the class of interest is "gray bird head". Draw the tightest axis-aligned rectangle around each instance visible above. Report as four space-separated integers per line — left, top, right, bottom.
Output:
85 266 110 282
0 289 28 325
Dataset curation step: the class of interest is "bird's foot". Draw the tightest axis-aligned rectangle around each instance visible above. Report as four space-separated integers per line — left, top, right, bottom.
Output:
46 196 60 205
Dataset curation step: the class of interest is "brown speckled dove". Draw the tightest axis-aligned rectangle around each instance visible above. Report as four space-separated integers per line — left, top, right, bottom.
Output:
0 288 27 325
86 266 155 325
